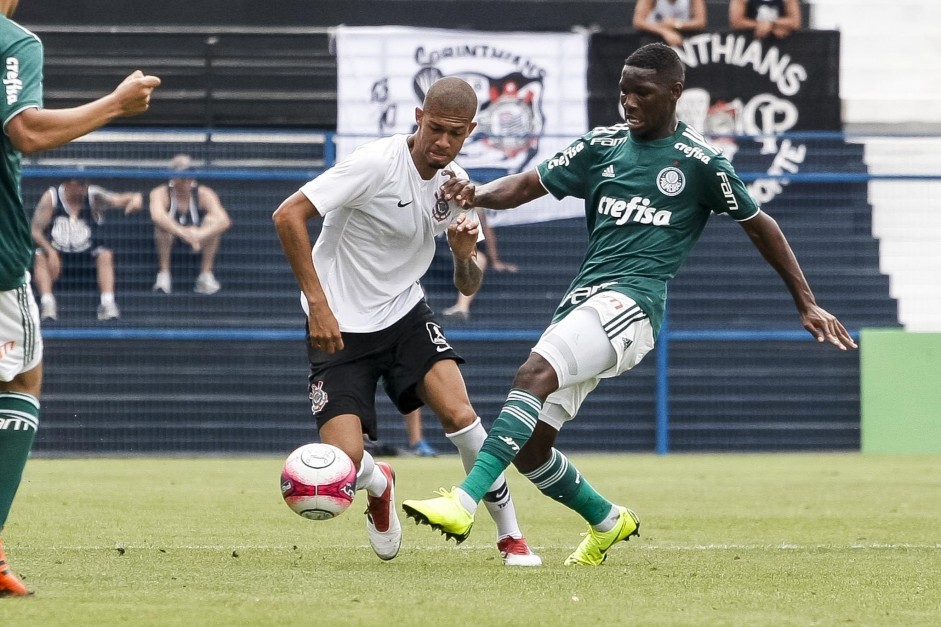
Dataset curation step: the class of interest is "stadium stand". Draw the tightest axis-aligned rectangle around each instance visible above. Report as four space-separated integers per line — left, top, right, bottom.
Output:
18 6 906 455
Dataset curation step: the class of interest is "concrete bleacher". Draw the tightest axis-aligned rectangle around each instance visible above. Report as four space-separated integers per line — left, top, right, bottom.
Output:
32 26 336 128
19 11 909 454
30 134 898 454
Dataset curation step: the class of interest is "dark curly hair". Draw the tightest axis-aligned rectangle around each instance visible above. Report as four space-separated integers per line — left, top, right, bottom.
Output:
624 42 685 85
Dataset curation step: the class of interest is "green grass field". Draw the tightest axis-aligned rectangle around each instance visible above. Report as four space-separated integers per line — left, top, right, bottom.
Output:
2 453 939 626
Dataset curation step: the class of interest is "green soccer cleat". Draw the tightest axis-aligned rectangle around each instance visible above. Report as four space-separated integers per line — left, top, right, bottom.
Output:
563 506 640 566
402 487 475 544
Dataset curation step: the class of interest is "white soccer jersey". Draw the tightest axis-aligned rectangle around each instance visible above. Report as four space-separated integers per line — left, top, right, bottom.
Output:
299 134 478 333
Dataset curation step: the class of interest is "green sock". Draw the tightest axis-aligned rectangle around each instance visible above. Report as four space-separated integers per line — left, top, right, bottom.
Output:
0 393 39 529
460 389 542 502
523 447 613 526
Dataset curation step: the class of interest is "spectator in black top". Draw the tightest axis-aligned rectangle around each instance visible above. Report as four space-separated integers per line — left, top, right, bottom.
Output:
31 179 144 321
149 154 231 295
729 0 802 39
633 0 707 47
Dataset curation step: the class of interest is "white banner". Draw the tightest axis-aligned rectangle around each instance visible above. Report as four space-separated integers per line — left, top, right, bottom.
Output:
333 25 588 225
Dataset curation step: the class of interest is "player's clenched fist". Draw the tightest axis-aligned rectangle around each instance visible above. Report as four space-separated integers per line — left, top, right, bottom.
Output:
113 70 162 116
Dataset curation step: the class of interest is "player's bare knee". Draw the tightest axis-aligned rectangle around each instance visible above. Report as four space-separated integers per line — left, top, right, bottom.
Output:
511 354 558 398
436 404 477 433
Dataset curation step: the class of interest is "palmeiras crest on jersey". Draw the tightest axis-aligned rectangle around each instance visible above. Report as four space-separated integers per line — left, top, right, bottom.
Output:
309 380 328 414
411 47 547 173
657 167 686 196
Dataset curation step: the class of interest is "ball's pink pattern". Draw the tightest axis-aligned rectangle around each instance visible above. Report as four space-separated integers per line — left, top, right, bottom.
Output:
280 443 357 519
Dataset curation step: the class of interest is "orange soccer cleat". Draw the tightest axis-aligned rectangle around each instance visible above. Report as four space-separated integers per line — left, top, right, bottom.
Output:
0 538 31 597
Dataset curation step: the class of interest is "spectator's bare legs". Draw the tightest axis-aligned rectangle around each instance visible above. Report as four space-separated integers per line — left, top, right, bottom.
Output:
32 252 58 320
198 231 222 276
154 227 175 275
95 248 120 320
96 249 115 295
31 253 54 301
153 227 175 293
401 408 436 456
403 409 423 448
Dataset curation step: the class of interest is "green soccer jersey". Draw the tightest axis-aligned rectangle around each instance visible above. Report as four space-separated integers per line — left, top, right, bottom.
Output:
0 15 43 291
537 121 759 337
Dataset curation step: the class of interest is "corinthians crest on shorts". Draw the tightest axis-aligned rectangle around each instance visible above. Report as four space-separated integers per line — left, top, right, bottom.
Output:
309 380 328 413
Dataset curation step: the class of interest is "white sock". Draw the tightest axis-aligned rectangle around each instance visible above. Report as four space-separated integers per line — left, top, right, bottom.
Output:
355 450 387 497
41 293 56 305
447 417 522 540
591 505 622 533
100 292 115 306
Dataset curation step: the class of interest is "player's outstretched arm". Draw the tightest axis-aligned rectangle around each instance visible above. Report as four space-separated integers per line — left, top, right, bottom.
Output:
441 170 547 210
5 71 160 154
738 211 857 351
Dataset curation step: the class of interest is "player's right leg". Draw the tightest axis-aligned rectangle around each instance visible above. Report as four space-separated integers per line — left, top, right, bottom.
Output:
308 329 401 561
318 414 401 561
416 359 541 565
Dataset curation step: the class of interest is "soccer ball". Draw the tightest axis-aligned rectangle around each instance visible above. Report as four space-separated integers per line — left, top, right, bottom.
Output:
280 443 357 521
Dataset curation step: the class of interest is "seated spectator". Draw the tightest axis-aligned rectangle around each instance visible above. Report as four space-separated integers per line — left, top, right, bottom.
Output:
149 154 231 294
633 0 707 47
729 0 802 39
31 178 143 321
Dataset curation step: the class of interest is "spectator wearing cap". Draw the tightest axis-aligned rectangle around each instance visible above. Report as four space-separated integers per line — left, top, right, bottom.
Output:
148 154 231 295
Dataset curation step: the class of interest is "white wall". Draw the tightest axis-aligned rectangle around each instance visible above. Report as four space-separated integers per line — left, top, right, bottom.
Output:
811 0 941 126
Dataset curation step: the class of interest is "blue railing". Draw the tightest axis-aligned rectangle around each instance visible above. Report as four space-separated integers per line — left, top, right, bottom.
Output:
43 325 861 454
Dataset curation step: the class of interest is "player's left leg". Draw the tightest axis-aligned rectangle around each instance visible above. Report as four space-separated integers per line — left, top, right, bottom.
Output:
0 285 43 595
402 312 604 542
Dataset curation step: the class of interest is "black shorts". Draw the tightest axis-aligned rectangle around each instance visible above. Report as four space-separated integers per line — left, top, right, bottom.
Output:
307 299 464 440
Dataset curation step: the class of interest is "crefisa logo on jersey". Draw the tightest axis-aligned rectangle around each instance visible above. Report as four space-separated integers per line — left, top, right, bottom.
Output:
409 44 547 174
4 57 24 105
656 167 685 196
674 34 808 205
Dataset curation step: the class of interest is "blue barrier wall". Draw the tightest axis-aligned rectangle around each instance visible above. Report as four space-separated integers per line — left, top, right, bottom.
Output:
25 131 899 455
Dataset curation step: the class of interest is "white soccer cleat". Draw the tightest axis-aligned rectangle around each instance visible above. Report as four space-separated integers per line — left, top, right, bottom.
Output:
365 462 402 560
497 536 543 567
